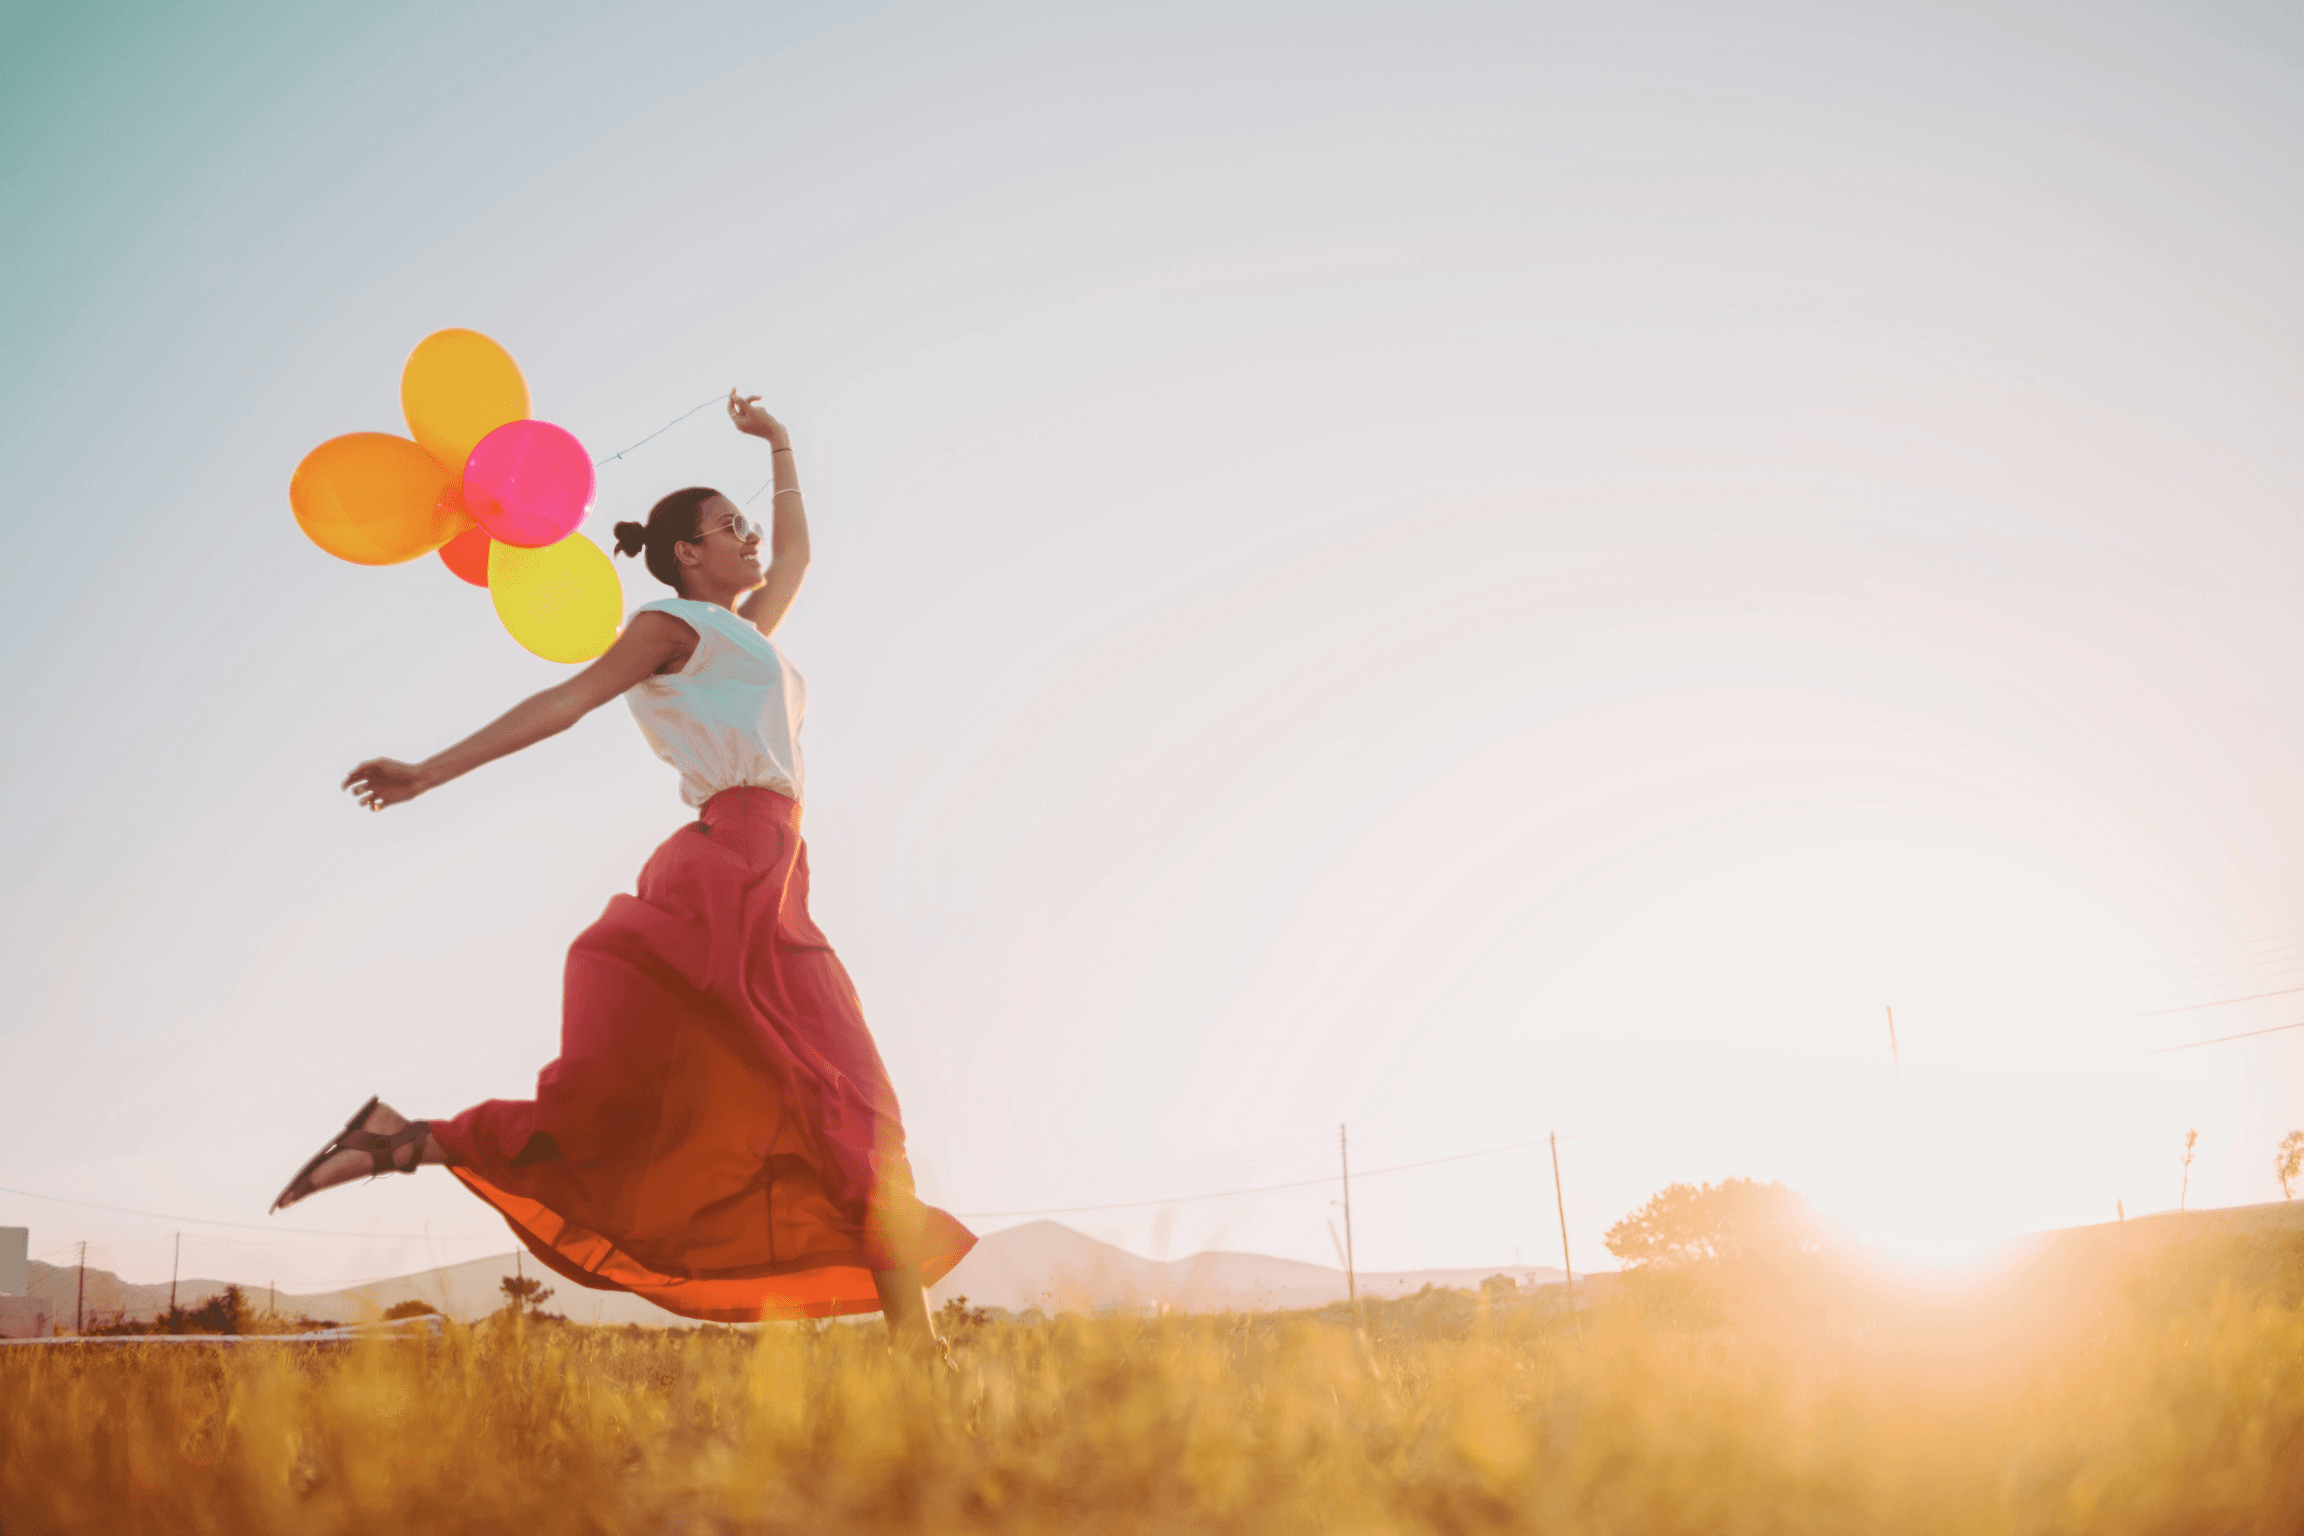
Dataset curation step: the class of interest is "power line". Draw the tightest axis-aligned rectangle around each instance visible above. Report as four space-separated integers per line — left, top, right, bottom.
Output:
1975 982 2304 1044
2148 924 2304 973
2136 1018 2304 1057
2129 985 2304 1019
24 1254 514 1296
31 1227 501 1256
22 987 2296 1242
951 1133 1599 1219
7 978 2293 1241
0 1185 499 1241
4 1134 1602 1236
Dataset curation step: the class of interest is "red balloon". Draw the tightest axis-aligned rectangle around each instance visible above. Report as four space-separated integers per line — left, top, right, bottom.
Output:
438 524 492 587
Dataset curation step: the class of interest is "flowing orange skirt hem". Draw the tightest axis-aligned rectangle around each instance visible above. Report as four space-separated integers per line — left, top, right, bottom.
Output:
452 1169 976 1323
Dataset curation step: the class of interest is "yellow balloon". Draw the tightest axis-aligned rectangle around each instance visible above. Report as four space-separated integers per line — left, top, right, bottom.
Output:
489 532 620 664
290 432 471 565
401 328 530 475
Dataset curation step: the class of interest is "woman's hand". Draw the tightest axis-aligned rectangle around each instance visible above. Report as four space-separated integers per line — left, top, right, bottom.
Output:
727 389 788 448
342 757 432 813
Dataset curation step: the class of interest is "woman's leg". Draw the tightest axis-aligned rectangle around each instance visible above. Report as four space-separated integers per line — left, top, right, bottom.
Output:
279 1101 452 1206
871 1265 942 1353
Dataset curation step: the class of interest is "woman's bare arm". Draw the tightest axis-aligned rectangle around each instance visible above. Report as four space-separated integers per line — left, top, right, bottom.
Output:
342 610 694 811
729 391 810 637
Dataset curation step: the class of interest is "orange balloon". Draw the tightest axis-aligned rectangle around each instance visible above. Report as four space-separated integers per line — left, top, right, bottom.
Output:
289 433 473 565
438 523 492 587
401 329 530 475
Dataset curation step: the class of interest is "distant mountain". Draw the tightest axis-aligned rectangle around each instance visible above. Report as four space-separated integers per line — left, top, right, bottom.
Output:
27 1223 1566 1328
27 1254 679 1329
26 1261 355 1331
929 1220 1568 1315
34 1201 2304 1335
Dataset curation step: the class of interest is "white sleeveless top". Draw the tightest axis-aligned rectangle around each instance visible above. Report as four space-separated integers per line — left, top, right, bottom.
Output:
623 598 807 807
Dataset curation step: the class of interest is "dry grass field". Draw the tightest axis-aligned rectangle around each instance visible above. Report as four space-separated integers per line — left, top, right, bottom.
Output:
5 1208 2303 1534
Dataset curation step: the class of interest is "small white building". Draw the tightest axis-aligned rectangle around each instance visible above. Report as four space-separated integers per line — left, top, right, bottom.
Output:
0 1227 49 1339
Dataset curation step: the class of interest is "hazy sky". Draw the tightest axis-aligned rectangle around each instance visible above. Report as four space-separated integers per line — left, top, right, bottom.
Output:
6 1 2304 1297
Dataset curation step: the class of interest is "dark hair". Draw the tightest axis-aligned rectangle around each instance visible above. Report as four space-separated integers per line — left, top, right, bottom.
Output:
613 487 721 592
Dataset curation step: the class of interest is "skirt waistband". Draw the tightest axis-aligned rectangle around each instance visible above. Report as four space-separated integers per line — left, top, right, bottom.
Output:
698 785 802 829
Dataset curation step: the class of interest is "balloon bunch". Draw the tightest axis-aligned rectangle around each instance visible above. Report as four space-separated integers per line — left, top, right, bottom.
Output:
288 330 622 663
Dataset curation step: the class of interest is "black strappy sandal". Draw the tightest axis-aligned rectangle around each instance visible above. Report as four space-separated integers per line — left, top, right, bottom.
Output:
270 1095 431 1213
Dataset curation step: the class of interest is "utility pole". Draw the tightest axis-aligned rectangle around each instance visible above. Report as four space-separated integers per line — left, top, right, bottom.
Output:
1338 1124 1356 1304
75 1242 86 1335
1886 1006 1901 1080
1550 1132 1577 1320
169 1233 181 1320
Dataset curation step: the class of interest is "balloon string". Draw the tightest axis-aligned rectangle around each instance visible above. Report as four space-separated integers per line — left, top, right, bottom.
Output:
589 393 778 503
592 395 723 468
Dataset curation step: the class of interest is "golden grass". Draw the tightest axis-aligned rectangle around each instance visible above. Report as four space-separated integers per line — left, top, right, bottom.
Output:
6 1222 2303 1534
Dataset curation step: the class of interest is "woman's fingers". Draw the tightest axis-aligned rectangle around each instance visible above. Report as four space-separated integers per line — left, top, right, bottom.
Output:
343 758 415 807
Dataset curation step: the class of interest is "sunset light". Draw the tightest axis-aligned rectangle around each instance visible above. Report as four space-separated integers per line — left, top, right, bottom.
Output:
6 4 2304 1530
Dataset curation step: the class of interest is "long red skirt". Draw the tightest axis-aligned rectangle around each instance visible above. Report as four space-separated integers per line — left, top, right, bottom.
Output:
430 787 974 1321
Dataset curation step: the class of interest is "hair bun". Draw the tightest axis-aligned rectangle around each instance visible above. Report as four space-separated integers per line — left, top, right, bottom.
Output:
611 521 647 558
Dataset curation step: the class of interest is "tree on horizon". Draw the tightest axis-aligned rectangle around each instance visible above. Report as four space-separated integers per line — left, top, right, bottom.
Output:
1603 1178 1831 1269
499 1273 558 1321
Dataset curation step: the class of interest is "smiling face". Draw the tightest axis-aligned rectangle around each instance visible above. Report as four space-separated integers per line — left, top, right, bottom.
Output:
674 493 764 596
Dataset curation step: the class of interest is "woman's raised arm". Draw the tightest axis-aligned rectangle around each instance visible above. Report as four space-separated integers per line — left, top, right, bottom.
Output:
342 610 694 812
728 391 810 638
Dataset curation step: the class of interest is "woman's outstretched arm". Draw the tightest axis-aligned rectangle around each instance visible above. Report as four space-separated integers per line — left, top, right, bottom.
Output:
342 610 694 811
728 390 810 637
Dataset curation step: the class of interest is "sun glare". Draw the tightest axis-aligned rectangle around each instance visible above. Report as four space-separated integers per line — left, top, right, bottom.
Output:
1834 1182 2027 1272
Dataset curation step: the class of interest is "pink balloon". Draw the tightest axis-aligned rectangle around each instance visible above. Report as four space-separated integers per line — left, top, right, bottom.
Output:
461 420 595 549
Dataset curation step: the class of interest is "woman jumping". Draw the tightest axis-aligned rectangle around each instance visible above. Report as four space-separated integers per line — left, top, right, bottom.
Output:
271 391 974 1352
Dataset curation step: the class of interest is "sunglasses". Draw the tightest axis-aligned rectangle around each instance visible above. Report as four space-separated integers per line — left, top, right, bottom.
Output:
691 511 760 544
